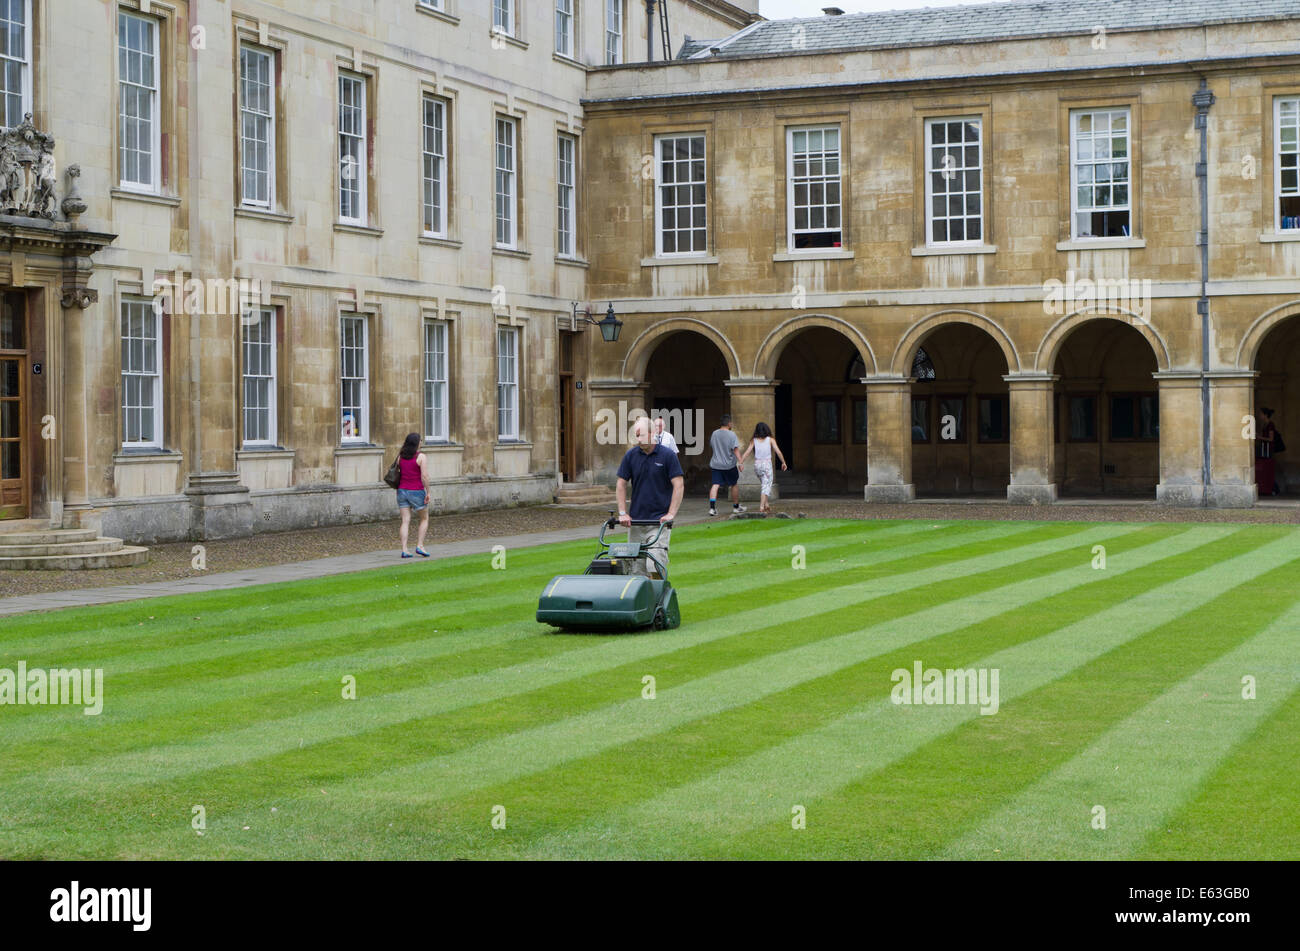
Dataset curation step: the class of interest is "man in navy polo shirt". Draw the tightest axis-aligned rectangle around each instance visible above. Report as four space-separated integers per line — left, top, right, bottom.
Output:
616 416 684 577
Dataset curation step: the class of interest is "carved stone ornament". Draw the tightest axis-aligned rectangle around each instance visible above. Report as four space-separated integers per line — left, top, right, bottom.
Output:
1 113 57 219
61 164 87 221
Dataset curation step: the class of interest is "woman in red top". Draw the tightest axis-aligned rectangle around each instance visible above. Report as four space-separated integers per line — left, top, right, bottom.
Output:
396 432 430 558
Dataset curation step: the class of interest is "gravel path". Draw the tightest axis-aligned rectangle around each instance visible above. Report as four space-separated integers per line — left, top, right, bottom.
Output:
1 497 1296 599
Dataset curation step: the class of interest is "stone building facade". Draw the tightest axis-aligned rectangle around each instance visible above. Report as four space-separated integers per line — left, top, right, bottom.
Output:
578 0 1300 507
0 0 757 541
7 0 1300 546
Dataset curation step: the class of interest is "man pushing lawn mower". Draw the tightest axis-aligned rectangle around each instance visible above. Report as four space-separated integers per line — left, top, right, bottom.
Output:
616 416 684 576
535 417 684 631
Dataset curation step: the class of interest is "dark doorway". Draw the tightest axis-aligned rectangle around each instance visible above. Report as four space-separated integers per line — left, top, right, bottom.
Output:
775 383 793 474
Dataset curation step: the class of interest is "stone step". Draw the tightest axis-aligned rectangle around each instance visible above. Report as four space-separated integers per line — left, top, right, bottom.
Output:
0 527 102 547
555 490 616 503
0 538 127 557
0 546 149 571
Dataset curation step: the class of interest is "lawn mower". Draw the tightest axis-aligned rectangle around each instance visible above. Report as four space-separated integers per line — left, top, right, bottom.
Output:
536 516 681 632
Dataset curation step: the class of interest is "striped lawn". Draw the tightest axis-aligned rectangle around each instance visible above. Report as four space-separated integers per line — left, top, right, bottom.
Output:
0 517 1295 860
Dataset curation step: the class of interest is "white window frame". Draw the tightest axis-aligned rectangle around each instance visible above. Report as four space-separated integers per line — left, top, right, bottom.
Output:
493 0 513 37
422 94 448 237
117 10 161 193
1276 96 1300 232
238 44 275 210
557 132 576 258
605 0 623 65
497 326 519 441
121 298 163 449
495 116 518 249
786 124 843 252
424 320 449 442
418 0 445 10
0 0 32 129
924 116 984 247
241 308 277 447
555 0 574 57
654 133 708 257
339 315 369 444
338 72 368 225
1070 107 1132 240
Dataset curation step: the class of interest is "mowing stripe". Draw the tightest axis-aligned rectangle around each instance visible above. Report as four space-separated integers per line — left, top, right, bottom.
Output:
508 529 1300 859
0 522 1135 803
937 599 1300 859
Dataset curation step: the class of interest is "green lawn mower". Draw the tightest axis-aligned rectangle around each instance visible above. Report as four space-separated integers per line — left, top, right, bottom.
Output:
536 516 681 632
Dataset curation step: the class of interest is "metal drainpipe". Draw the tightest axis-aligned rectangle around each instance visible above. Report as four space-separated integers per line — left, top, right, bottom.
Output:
1193 78 1216 505
646 0 655 62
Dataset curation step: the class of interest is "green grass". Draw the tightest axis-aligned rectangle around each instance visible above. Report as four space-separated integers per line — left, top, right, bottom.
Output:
0 517 1296 860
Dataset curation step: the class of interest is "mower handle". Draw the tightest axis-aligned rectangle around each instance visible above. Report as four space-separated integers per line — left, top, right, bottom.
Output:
600 514 674 547
605 515 674 527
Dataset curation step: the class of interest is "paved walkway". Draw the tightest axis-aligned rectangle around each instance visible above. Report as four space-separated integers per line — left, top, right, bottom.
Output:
0 512 715 618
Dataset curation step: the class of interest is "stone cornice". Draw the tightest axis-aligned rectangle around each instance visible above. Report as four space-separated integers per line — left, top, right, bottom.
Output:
582 50 1300 112
0 217 117 255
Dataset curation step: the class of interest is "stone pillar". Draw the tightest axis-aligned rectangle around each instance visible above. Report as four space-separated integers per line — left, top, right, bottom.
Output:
864 376 914 502
587 381 650 484
726 378 777 502
1154 371 1205 506
1006 373 1057 504
1208 370 1257 507
182 5 252 539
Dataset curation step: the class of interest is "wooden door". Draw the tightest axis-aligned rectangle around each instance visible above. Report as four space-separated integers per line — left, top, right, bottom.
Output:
0 355 25 518
558 331 576 482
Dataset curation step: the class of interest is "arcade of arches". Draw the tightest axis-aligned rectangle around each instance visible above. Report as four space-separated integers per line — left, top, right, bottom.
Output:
590 313 1284 507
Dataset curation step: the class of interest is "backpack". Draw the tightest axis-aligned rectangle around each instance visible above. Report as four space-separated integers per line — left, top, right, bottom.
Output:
384 457 402 488
1274 430 1286 454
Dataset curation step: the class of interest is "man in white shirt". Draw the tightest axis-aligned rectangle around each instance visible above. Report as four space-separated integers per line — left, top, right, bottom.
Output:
653 416 679 455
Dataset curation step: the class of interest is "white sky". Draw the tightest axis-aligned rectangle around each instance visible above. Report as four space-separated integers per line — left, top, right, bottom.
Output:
759 0 1003 18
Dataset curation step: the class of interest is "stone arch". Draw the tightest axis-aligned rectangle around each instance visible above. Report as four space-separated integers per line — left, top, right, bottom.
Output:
621 317 742 382
891 309 1020 377
1235 300 1300 369
1036 308 1171 373
753 314 877 379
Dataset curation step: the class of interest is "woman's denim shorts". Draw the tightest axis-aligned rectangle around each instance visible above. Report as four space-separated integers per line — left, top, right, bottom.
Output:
397 488 427 510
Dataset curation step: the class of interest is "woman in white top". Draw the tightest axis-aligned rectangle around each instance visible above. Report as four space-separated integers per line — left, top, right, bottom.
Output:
738 421 788 515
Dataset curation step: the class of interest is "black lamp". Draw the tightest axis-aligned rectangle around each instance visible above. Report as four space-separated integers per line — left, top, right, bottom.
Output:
571 302 623 343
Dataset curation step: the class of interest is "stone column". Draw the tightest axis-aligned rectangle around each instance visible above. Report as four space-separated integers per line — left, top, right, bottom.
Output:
864 375 914 502
1006 373 1057 504
1154 371 1205 506
587 381 650 484
725 378 777 502
182 4 252 539
1207 370 1257 507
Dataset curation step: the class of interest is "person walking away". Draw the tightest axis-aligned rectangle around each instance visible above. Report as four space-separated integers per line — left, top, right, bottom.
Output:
739 422 788 515
616 416 683 577
707 415 745 516
1256 407 1278 497
395 432 430 558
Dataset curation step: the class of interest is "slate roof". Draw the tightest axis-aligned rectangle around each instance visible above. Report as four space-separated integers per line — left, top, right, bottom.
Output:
685 0 1300 59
